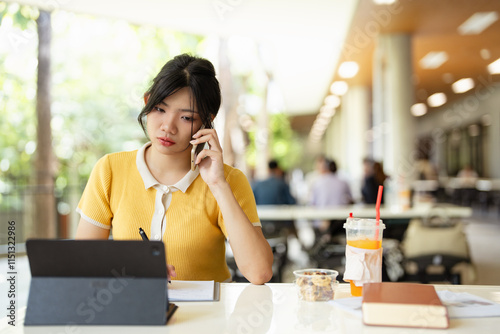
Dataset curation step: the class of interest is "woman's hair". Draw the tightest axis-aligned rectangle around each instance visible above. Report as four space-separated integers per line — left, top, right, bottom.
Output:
373 161 387 185
138 54 222 135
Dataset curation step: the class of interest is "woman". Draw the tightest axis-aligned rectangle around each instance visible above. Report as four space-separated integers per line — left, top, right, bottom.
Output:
361 159 387 204
75 54 273 285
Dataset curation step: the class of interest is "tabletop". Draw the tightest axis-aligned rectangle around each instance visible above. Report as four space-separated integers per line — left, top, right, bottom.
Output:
2 283 499 334
257 204 473 221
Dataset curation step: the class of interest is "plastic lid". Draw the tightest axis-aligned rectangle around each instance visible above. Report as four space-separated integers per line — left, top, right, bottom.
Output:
343 217 386 229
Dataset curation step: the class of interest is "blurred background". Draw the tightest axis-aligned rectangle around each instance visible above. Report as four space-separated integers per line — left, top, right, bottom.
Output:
1 0 500 273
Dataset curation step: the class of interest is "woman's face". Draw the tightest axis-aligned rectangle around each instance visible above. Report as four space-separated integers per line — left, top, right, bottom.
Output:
146 87 202 156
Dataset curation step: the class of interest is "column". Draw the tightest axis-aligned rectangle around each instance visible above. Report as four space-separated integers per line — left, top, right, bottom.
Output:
373 33 417 183
339 85 371 201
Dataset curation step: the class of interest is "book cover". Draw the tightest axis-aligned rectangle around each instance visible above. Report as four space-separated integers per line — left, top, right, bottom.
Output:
362 282 449 329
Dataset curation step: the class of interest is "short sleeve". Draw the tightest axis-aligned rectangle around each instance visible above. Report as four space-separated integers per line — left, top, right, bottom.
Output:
218 167 261 236
76 155 113 229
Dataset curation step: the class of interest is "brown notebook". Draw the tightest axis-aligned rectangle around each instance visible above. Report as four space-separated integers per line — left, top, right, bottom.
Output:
362 282 449 329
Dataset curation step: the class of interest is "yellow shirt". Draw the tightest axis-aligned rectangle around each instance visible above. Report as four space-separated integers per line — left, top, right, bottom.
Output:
77 143 260 282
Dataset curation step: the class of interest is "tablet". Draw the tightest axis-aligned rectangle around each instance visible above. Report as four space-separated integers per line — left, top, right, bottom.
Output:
25 239 176 325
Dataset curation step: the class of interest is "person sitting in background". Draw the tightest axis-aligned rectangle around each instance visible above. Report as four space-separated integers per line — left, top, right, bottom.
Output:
251 160 297 282
252 160 296 206
310 157 353 239
416 154 438 181
455 164 479 206
457 164 479 188
361 158 387 204
252 160 296 238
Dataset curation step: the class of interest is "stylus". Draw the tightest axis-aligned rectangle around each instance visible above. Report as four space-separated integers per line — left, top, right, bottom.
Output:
139 227 171 283
138 227 149 241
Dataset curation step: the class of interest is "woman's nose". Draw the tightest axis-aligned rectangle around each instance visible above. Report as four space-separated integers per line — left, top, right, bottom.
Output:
160 114 177 134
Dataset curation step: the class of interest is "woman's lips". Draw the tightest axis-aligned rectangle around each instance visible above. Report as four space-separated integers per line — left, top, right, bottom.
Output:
158 137 175 147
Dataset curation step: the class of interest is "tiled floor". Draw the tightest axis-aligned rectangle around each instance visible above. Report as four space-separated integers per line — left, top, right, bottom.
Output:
281 209 500 285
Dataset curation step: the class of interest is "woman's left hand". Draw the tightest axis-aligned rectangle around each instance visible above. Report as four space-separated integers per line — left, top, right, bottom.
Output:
191 128 226 187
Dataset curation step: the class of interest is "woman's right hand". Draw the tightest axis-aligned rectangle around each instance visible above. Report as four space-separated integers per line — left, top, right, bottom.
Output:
167 264 177 281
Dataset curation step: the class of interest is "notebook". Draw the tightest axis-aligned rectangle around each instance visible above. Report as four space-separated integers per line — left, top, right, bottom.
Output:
24 239 177 325
362 282 449 329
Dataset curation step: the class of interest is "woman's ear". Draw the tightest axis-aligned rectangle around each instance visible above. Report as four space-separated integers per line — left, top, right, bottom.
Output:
143 93 150 105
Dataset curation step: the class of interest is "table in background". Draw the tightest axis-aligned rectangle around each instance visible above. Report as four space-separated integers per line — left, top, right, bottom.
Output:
257 203 473 221
258 203 472 241
4 283 499 334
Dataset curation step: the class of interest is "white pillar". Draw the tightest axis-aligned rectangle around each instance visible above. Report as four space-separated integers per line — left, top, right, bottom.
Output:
373 34 416 182
372 41 385 161
340 86 370 201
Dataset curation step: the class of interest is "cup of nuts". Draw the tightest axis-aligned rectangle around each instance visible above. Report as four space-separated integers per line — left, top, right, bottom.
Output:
293 269 339 301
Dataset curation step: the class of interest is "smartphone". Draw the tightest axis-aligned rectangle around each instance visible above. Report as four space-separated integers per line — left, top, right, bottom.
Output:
191 125 205 171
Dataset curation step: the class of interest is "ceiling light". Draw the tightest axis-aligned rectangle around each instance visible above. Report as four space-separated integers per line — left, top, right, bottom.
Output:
458 12 498 35
488 58 500 74
324 95 341 108
338 61 359 78
452 78 475 94
419 52 448 69
330 81 348 96
427 92 447 107
411 103 427 117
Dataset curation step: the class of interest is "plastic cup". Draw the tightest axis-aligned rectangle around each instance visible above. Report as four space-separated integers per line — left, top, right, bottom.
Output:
343 218 385 296
293 269 339 301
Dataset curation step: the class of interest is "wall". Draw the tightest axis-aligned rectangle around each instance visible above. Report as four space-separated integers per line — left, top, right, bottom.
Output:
415 82 500 178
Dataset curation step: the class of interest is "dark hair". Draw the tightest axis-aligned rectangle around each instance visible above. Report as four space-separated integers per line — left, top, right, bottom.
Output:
373 161 387 185
138 54 222 135
268 160 279 170
329 160 337 173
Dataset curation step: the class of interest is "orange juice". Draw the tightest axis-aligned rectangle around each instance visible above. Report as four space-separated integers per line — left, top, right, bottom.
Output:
346 238 382 296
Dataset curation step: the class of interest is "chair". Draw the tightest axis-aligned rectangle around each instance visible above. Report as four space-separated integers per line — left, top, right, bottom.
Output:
400 212 474 284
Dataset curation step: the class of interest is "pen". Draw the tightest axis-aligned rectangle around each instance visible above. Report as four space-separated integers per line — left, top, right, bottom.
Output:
138 227 149 241
139 227 171 283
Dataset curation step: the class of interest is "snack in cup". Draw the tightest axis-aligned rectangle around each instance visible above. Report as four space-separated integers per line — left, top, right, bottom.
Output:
293 269 339 301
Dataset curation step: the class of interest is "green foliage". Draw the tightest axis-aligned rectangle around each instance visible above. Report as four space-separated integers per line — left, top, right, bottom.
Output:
246 113 303 172
0 4 205 203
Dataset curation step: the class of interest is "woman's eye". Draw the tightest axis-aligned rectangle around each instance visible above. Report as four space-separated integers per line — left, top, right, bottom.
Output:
153 106 164 112
181 116 193 122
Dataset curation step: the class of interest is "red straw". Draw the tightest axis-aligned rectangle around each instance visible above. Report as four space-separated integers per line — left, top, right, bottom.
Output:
375 185 383 224
374 185 383 242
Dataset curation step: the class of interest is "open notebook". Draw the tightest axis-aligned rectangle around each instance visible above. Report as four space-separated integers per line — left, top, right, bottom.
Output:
169 280 220 302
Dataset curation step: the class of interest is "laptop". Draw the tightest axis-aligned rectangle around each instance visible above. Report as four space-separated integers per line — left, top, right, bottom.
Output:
24 239 177 325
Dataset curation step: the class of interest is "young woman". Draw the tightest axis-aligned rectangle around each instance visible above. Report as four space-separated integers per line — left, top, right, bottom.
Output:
75 54 273 285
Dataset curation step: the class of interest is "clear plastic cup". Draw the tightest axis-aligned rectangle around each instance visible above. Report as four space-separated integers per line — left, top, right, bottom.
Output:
293 269 339 301
343 218 385 296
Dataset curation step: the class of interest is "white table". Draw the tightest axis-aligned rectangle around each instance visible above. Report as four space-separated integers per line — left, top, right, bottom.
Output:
3 283 499 333
257 204 473 221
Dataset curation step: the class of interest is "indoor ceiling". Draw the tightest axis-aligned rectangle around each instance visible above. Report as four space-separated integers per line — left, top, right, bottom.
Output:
293 0 500 134
5 0 500 135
